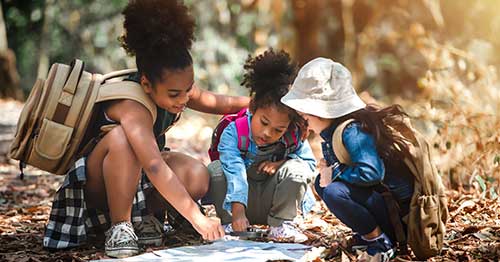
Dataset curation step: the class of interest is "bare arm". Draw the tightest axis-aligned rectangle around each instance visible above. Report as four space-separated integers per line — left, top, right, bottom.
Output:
187 84 250 114
106 100 223 240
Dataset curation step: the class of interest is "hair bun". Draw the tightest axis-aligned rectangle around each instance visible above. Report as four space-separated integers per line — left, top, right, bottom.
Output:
243 49 297 97
120 0 195 57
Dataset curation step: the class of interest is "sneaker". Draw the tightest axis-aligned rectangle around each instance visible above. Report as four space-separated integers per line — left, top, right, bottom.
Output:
134 215 164 247
105 221 139 258
269 221 308 243
223 223 233 234
166 203 203 236
348 233 371 252
365 234 395 262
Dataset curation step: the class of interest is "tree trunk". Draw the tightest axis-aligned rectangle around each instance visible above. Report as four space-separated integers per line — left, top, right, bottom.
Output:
341 0 355 69
291 0 327 65
0 2 22 100
37 0 54 79
0 3 7 52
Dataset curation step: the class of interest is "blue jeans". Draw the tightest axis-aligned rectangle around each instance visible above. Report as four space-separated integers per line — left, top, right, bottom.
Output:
314 176 398 240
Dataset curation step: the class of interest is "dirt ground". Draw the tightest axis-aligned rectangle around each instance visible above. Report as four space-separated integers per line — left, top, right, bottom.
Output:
0 100 499 261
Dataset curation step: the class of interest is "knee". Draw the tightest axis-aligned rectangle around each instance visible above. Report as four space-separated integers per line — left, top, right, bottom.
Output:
208 161 226 185
277 159 311 185
106 126 133 152
188 161 210 197
103 126 140 170
322 182 350 206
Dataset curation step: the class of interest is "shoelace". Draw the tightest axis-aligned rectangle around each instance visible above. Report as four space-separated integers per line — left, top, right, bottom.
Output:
222 224 234 234
271 222 295 237
137 216 163 234
282 222 300 236
108 223 138 245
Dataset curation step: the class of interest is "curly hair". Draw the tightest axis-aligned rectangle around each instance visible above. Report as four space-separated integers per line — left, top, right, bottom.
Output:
241 49 306 134
119 0 195 85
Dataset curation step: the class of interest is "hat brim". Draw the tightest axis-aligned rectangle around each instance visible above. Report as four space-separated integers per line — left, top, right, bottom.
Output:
281 91 366 119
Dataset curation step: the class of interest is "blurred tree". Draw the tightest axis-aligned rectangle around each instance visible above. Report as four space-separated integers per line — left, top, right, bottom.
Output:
36 0 52 79
0 1 21 100
2 0 128 95
2 0 499 102
291 0 327 65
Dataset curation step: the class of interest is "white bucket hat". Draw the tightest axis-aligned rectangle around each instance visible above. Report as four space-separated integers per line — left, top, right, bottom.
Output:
281 57 366 119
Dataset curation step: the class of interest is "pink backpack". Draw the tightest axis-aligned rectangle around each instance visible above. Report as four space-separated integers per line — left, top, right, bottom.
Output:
208 108 299 161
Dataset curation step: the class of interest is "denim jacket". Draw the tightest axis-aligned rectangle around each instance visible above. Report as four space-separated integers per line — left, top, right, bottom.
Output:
218 111 317 213
320 121 413 201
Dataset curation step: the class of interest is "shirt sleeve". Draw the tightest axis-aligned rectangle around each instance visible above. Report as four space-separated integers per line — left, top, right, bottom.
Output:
287 137 317 173
218 122 249 212
337 123 385 186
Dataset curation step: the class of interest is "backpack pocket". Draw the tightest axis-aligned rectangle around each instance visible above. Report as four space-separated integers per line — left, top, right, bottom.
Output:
407 193 446 260
34 118 73 160
9 78 45 160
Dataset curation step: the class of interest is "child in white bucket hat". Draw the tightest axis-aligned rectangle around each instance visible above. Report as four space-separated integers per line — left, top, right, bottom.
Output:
282 58 416 261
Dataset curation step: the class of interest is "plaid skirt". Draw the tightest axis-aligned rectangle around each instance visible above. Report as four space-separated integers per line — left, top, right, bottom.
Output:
43 157 157 249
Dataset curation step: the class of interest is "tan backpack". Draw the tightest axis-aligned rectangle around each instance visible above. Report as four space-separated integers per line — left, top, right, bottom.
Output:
9 59 157 175
332 119 448 260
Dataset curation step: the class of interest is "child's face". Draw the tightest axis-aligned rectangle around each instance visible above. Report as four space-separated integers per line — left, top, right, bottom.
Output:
142 65 195 114
299 113 332 134
251 105 291 146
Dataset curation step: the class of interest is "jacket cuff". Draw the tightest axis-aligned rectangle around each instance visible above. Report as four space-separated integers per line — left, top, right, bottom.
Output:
223 194 248 213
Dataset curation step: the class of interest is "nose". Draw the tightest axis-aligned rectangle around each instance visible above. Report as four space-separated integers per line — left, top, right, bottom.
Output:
262 128 271 139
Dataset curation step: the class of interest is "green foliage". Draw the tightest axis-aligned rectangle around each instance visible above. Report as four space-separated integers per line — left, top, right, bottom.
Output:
2 0 128 92
3 0 280 96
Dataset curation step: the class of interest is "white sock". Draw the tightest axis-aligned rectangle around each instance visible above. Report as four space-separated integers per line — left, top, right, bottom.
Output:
361 232 388 242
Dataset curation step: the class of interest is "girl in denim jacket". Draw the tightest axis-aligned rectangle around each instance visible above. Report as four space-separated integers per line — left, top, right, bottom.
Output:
281 58 415 261
207 49 316 243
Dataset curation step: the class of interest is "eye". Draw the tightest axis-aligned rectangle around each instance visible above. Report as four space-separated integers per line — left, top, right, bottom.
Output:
168 91 180 98
260 119 268 126
275 128 285 133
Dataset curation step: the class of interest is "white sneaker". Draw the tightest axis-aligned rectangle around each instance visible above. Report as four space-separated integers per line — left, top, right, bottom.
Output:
269 221 308 243
105 221 139 258
134 215 164 247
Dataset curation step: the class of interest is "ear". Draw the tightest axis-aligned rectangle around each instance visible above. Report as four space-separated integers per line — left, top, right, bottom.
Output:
140 75 154 94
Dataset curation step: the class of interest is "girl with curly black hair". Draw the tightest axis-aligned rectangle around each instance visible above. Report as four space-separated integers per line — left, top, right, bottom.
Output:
206 49 316 243
43 0 248 258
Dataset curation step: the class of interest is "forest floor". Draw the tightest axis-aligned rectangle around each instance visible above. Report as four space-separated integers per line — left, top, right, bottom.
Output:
0 99 499 262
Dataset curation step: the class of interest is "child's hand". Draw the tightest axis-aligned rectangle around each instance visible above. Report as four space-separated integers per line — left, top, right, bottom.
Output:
232 214 250 232
318 158 332 187
258 160 285 175
232 203 250 232
191 215 225 241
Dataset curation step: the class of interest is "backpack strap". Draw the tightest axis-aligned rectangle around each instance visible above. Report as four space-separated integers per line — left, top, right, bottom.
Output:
332 119 356 165
96 80 157 124
61 59 84 96
102 69 137 82
234 116 250 153
282 128 299 157
53 59 86 124
377 185 409 255
283 128 298 148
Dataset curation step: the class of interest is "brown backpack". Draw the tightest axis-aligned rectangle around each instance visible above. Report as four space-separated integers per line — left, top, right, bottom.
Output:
9 59 156 175
333 118 449 260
